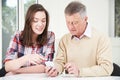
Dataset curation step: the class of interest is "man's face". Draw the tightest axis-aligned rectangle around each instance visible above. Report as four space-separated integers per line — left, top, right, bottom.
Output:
65 13 87 37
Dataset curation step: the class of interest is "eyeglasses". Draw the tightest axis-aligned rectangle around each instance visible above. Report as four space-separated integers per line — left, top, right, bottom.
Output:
67 21 79 26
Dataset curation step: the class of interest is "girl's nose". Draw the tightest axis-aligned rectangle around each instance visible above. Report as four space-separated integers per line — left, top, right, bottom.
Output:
38 21 42 26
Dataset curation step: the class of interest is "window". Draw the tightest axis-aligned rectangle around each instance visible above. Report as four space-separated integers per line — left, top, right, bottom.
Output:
115 0 120 37
2 0 37 63
24 0 37 15
2 0 18 61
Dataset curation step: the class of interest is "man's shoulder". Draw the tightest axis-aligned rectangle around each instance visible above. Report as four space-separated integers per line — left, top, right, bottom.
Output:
61 33 71 39
59 33 71 42
92 27 106 36
91 27 110 40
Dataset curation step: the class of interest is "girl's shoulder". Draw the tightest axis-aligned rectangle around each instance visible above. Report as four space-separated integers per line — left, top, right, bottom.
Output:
12 30 22 39
48 31 55 35
47 31 55 37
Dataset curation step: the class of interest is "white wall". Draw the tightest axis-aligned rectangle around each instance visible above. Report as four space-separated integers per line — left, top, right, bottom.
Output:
111 38 120 65
39 0 109 39
38 0 120 65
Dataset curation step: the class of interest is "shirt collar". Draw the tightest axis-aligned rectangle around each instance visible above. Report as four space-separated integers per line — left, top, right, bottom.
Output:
71 23 92 40
83 23 92 38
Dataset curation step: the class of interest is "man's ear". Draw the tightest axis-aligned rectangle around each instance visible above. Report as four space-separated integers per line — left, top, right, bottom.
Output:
84 16 88 22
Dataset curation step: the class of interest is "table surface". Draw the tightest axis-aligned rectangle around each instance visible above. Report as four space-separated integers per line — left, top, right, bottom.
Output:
0 73 120 80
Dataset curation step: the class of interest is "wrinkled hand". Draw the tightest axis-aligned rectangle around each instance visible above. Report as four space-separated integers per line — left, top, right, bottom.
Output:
45 66 58 77
64 63 79 77
25 54 46 65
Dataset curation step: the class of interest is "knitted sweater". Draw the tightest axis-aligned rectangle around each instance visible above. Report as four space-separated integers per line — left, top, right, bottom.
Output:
54 28 113 77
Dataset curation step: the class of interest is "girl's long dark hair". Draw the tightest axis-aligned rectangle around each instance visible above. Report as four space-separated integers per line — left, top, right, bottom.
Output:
20 4 49 47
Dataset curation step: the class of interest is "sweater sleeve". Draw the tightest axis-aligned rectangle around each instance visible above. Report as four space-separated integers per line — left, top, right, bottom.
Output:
53 36 67 74
79 35 113 77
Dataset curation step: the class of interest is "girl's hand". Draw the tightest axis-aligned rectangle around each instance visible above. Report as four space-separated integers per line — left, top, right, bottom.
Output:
5 72 16 76
24 54 46 65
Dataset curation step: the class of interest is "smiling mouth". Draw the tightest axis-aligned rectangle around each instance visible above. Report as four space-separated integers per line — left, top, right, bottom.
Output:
36 28 43 31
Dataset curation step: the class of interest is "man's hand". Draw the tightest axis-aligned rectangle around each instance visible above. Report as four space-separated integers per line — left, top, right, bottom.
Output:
64 63 79 77
45 66 58 77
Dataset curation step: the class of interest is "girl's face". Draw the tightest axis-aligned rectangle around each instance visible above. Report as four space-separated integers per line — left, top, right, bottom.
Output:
31 11 46 36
